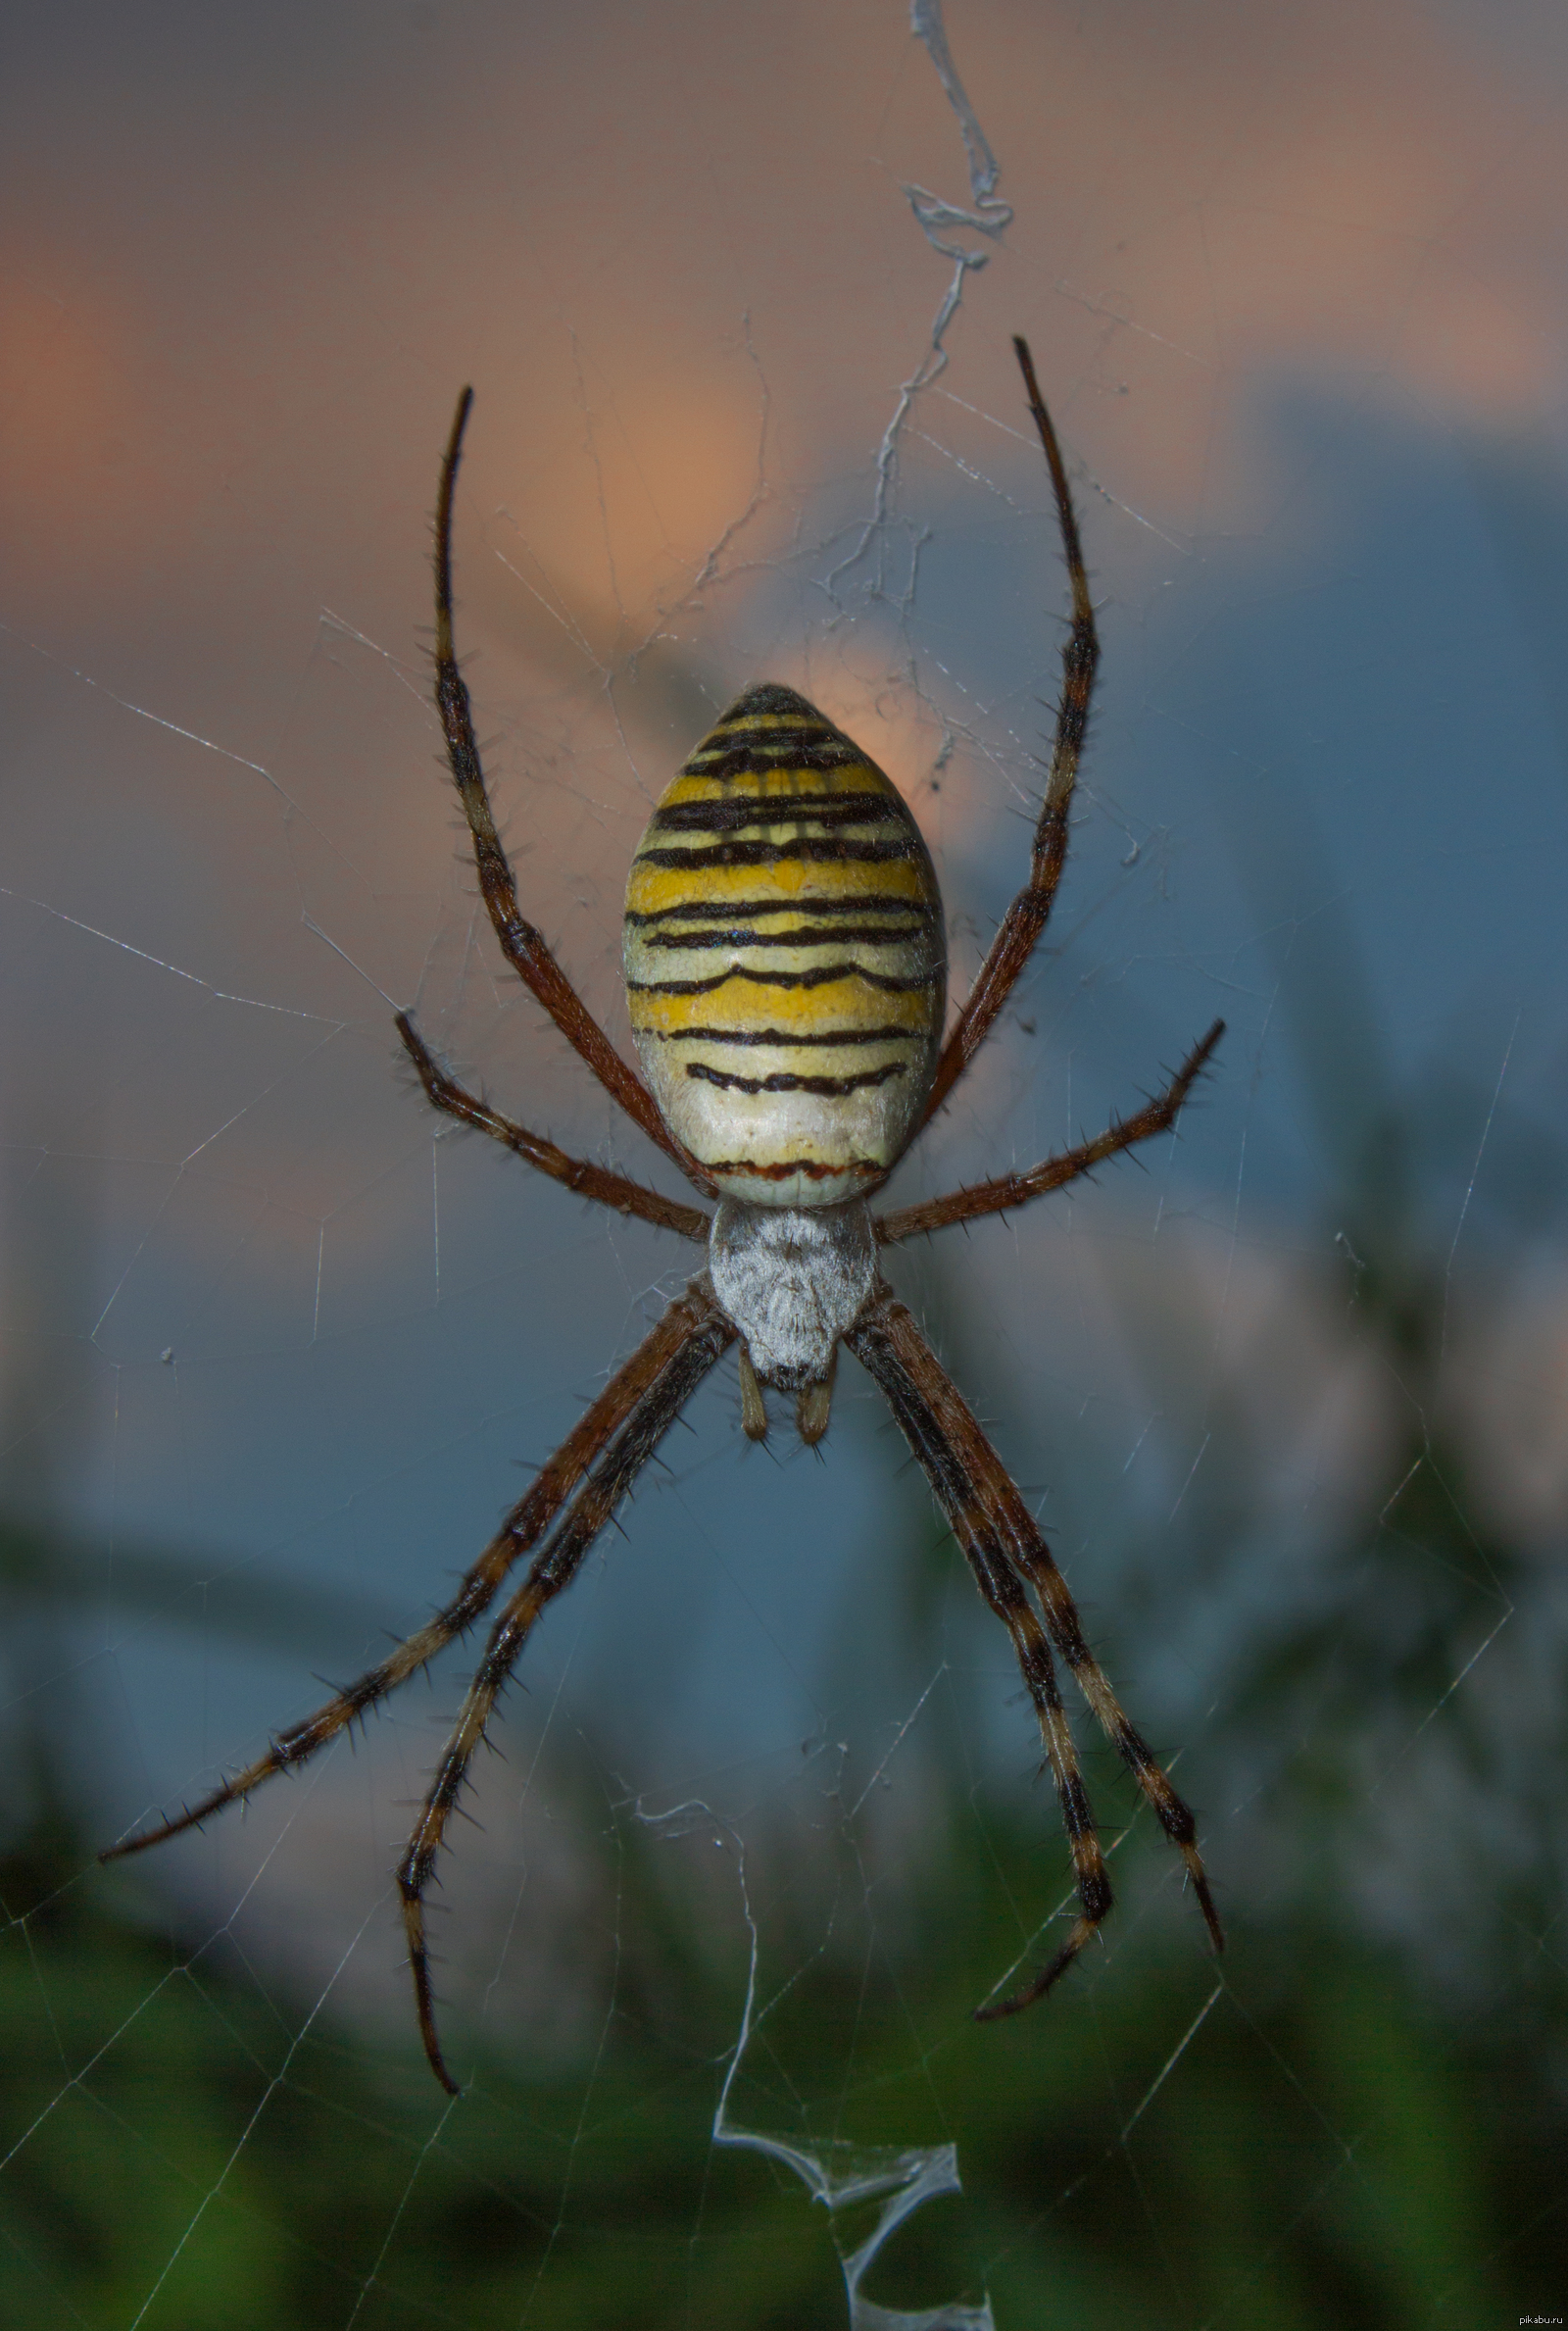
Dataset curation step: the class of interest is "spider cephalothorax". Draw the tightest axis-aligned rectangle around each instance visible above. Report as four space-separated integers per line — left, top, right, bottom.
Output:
105 339 1226 2093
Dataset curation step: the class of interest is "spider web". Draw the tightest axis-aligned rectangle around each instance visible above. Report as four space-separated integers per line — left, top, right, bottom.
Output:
4 1 1568 2324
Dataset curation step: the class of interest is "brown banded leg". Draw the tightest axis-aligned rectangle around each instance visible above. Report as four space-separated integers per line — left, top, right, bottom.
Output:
921 337 1100 1128
431 389 709 1185
101 1282 729 1865
398 1296 738 2090
397 1013 710 1242
848 1285 1222 2014
879 1018 1224 1245
848 1290 1111 2003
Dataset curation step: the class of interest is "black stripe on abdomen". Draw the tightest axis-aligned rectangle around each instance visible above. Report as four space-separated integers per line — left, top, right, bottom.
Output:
633 837 914 870
645 1021 921 1048
626 963 930 996
652 791 902 834
685 1060 907 1096
639 922 933 953
625 892 936 926
684 735 867 781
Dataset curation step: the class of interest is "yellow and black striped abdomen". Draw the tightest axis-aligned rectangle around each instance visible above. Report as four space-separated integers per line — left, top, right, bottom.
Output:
623 683 947 1207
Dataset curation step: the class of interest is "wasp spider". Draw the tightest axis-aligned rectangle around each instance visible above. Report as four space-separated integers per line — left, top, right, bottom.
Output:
105 338 1225 2091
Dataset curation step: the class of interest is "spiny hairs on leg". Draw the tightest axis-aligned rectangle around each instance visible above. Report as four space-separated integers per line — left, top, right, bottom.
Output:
920 336 1101 1129
889 1282 1222 1955
429 388 702 1177
847 1295 1117 2007
848 1285 1222 2014
100 1284 729 1871
397 1297 736 2091
878 1017 1225 1246
395 1012 710 1241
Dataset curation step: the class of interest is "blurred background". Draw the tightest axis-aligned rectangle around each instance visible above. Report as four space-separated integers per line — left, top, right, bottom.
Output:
3 0 1566 2322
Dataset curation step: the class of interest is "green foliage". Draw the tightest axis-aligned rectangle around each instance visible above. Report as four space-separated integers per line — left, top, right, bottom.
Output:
3 1044 1564 2325
2 1776 1562 2329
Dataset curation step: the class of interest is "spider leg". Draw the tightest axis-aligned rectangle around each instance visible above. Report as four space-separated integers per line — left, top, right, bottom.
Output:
879 1018 1223 1245
921 337 1099 1130
847 1285 1222 2015
848 1289 1110 2003
100 1281 730 1865
397 1293 736 2091
397 1012 710 1241
432 389 709 1185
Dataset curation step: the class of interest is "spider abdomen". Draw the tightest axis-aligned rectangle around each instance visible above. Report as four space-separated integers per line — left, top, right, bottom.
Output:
623 683 946 1207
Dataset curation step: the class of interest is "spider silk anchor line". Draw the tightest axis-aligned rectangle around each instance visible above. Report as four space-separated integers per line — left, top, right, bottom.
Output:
103 337 1227 2095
